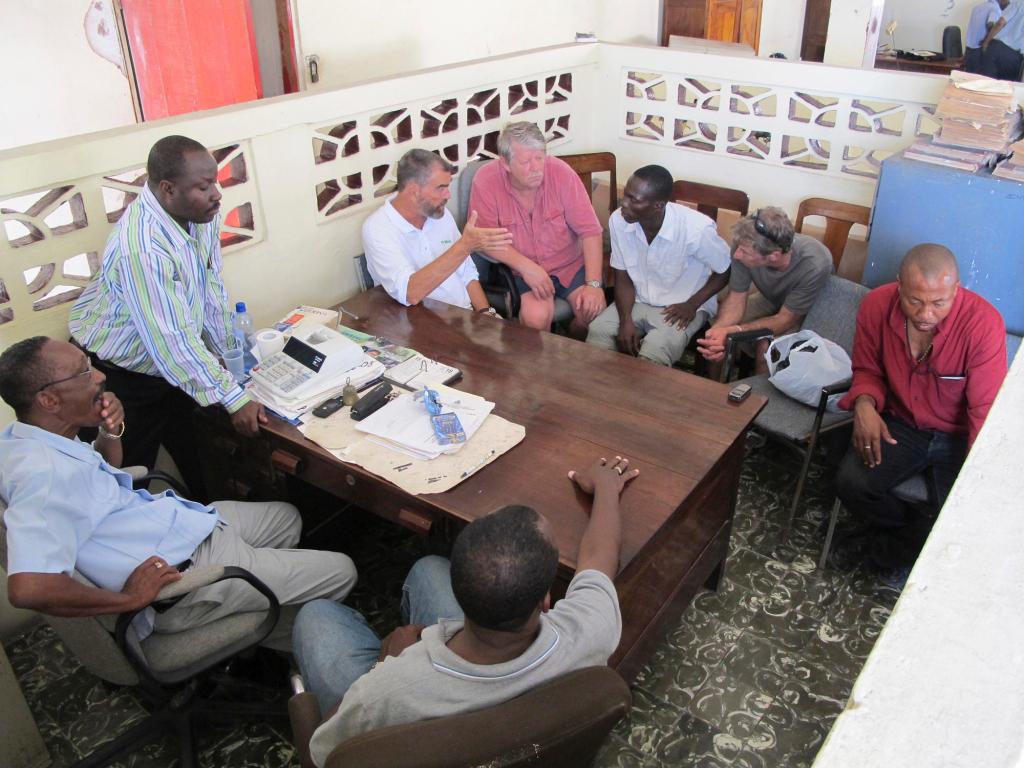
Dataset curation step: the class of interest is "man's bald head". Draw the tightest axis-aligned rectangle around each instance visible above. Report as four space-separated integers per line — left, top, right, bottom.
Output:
899 244 959 286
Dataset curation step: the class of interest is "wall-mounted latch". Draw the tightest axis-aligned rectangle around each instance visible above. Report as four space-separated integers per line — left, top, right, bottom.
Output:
306 54 320 85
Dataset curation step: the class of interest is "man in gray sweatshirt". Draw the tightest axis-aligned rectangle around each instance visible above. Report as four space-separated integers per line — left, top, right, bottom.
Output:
293 454 639 767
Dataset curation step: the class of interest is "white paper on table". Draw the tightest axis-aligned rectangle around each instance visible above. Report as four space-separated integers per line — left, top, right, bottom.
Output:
354 384 493 459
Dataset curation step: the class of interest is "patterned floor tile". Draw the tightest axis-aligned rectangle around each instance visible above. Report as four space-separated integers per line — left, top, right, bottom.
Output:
6 448 903 768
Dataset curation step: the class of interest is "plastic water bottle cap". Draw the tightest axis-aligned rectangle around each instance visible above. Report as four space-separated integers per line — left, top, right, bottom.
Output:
235 301 247 313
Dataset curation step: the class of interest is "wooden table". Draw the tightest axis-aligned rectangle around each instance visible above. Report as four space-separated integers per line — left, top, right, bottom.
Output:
258 288 766 681
874 52 962 75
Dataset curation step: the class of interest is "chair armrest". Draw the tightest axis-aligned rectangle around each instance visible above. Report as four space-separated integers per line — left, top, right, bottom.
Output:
821 378 853 398
131 469 190 498
808 378 854 440
289 691 324 768
113 565 281 684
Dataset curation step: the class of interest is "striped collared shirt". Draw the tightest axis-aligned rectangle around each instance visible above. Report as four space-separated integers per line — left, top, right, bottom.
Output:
69 184 248 412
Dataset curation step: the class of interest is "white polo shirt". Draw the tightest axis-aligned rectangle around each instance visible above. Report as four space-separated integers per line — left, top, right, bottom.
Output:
609 202 731 312
362 197 479 309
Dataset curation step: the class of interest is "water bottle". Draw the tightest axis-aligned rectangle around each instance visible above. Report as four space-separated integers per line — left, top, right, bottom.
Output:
232 301 257 373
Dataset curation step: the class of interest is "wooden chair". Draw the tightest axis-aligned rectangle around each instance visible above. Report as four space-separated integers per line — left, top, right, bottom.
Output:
671 180 749 222
558 152 618 290
794 197 871 273
289 666 631 768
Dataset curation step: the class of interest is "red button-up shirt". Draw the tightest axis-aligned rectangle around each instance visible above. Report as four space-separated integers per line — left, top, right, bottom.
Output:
469 156 603 287
838 282 1007 448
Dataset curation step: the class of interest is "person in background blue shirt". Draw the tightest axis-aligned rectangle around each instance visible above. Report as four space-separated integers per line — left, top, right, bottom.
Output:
965 0 1009 73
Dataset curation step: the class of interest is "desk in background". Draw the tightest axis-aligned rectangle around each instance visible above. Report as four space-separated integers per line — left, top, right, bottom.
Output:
198 288 765 681
874 52 962 75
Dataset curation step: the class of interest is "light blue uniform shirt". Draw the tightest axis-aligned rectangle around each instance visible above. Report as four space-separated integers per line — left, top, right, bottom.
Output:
995 0 1024 50
967 0 1001 48
0 422 219 637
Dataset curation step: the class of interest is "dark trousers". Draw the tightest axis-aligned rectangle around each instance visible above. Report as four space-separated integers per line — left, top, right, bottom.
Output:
835 415 967 561
86 353 209 503
981 39 1024 81
963 47 983 74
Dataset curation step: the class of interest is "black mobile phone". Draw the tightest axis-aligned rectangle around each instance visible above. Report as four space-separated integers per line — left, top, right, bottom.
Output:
312 395 345 419
728 383 752 403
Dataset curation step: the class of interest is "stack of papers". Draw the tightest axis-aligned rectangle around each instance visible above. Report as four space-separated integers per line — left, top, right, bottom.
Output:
992 138 1024 182
384 355 461 389
355 384 493 460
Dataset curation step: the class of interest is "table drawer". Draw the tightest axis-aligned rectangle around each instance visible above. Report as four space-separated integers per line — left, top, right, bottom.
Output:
265 436 436 536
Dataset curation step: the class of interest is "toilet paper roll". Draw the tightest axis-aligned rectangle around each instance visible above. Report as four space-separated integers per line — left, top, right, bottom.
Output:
256 329 285 359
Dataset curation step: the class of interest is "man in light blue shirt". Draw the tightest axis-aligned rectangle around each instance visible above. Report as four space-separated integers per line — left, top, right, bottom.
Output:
983 0 1024 79
965 0 1008 73
0 336 357 649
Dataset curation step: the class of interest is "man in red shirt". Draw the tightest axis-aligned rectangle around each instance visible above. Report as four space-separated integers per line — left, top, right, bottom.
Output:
835 244 1006 570
469 122 606 336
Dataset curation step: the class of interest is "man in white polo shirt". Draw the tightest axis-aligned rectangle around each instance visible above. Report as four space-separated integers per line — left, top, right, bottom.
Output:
361 149 512 313
586 165 731 366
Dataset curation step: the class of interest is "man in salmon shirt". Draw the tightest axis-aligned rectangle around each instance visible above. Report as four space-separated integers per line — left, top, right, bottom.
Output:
469 121 606 336
834 244 1006 577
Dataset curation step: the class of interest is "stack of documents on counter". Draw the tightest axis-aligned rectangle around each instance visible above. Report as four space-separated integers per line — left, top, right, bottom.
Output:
246 323 384 422
355 384 493 460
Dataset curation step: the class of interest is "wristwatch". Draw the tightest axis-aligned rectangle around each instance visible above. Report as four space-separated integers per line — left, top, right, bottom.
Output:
585 279 603 289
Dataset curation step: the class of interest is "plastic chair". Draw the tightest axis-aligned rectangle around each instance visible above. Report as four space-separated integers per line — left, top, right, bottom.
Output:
289 665 632 768
794 197 871 273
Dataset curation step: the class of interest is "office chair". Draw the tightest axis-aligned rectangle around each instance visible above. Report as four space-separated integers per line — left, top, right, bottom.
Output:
289 665 632 768
0 470 284 768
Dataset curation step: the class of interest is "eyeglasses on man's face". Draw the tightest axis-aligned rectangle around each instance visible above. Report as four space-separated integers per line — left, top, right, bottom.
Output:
37 362 93 392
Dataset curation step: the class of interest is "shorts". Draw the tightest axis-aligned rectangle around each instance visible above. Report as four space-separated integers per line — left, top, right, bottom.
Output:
513 265 585 299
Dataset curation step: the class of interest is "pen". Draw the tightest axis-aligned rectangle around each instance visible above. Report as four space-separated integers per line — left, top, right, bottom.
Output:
460 450 496 479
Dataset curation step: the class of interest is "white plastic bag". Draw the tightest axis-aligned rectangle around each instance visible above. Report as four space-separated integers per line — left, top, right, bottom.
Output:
765 330 852 411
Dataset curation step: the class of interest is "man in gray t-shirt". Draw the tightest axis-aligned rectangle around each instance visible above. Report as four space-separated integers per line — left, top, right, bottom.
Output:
294 456 639 767
697 207 832 375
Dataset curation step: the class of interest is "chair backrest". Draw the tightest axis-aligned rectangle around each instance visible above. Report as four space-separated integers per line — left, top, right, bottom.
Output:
942 25 963 60
794 197 871 273
452 158 490 230
354 254 375 292
671 180 750 222
803 275 871 356
0 503 140 686
323 666 631 768
556 152 618 215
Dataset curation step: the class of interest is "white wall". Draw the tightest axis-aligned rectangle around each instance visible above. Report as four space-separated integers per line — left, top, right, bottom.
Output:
824 0 883 67
290 0 660 88
0 1 136 151
759 0 808 60
881 0 972 52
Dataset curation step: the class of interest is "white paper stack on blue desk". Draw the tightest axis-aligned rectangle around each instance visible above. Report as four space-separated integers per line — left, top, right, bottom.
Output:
247 323 384 421
355 384 494 460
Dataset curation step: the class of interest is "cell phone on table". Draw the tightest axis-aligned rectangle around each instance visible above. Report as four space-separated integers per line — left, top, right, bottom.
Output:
728 383 752 403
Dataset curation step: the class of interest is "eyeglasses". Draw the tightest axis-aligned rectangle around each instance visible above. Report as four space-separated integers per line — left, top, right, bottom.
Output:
37 362 93 392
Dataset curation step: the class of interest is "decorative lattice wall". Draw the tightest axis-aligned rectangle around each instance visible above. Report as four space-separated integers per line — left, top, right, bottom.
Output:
311 71 576 220
621 68 939 181
0 142 263 328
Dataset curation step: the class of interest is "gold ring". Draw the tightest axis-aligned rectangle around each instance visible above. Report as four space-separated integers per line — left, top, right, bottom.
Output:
155 562 163 568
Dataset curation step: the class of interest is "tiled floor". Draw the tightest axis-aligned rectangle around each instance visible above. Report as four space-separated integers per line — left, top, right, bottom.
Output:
4 442 901 768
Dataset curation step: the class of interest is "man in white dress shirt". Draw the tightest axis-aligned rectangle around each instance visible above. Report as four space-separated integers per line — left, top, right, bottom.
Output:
586 165 731 366
361 149 512 313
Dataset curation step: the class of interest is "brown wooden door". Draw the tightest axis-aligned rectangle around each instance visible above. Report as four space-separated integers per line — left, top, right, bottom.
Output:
739 0 762 53
801 0 831 62
706 0 741 43
662 0 708 44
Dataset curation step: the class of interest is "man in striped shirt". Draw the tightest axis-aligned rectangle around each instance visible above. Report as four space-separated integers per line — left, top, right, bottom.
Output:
70 135 264 501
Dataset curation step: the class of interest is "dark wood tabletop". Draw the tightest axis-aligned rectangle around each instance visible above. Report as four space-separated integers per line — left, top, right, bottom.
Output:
260 287 766 678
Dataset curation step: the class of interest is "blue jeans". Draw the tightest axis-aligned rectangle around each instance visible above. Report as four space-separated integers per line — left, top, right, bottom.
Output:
293 555 463 713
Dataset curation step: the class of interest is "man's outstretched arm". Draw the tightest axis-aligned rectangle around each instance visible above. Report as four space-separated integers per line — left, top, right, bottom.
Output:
569 456 640 579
